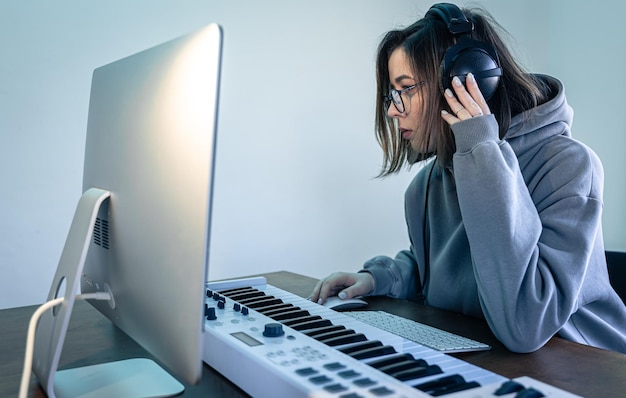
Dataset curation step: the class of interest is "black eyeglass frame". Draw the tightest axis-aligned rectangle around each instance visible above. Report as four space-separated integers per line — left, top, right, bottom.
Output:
384 81 426 113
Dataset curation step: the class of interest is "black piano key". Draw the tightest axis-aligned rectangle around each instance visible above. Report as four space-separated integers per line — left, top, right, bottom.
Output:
392 365 442 381
431 381 480 396
233 293 270 303
270 309 311 321
378 359 428 375
283 315 321 326
226 290 266 301
287 317 333 331
366 353 416 370
314 328 359 342
338 340 383 355
257 303 300 317
320 333 368 347
415 374 466 393
244 297 284 308
236 294 277 304
303 325 346 337
218 287 259 296
349 345 396 360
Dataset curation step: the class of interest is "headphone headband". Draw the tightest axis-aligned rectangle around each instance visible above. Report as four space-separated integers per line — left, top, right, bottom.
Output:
426 3 473 35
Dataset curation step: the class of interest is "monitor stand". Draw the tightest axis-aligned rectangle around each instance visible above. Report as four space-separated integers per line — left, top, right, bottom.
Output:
54 358 183 398
31 188 183 398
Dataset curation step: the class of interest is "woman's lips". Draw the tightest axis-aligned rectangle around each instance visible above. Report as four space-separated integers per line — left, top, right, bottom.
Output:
401 128 412 139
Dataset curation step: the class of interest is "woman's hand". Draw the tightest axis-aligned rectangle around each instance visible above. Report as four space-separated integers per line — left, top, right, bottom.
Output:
309 272 375 305
440 72 491 125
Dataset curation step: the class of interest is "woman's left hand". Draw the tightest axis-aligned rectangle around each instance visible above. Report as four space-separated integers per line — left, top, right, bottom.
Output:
441 72 491 125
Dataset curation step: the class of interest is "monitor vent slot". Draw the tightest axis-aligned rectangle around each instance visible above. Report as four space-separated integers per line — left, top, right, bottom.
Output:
93 217 110 250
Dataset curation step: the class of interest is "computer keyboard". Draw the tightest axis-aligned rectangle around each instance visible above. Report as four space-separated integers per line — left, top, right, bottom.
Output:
345 311 491 353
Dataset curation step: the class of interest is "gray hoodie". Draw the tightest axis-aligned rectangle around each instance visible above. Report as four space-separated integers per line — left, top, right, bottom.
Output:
363 75 626 353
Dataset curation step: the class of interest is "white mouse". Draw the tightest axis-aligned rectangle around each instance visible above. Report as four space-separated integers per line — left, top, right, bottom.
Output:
321 295 368 311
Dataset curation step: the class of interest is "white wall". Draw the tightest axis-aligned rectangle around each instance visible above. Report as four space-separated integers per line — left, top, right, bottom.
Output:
1 0 624 310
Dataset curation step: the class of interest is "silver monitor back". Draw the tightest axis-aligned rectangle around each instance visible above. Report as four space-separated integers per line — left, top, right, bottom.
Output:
33 23 222 396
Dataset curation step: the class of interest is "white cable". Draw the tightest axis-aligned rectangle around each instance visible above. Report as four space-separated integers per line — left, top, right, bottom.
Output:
18 292 113 398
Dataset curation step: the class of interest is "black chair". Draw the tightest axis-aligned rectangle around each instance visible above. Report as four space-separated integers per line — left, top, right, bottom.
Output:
606 251 626 305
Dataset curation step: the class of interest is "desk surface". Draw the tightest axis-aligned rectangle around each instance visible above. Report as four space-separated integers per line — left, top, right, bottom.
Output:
2 271 625 397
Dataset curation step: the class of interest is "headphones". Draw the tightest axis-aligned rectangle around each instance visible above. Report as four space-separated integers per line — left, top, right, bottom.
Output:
426 3 502 100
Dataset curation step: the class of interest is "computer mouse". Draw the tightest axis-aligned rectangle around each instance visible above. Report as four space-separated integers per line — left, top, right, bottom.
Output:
321 295 368 311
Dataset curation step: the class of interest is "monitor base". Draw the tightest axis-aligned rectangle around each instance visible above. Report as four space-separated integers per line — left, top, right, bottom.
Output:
54 358 184 398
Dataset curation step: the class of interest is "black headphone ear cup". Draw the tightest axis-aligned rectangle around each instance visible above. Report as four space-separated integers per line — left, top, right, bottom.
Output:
440 38 501 100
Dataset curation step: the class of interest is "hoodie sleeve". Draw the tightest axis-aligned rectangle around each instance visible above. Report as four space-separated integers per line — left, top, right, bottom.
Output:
451 114 604 353
362 250 420 300
361 166 432 301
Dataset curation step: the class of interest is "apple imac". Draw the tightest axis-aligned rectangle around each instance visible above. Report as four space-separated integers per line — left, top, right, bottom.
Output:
32 23 222 397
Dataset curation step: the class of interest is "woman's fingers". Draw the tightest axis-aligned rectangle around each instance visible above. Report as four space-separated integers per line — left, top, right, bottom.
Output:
308 272 374 305
442 73 490 124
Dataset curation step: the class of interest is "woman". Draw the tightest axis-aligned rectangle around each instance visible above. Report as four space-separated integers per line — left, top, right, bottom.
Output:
310 3 626 354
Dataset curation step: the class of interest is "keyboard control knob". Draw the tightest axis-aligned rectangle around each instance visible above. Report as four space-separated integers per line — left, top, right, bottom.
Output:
263 323 284 337
218 300 225 309
205 306 217 321
233 303 241 311
241 307 249 315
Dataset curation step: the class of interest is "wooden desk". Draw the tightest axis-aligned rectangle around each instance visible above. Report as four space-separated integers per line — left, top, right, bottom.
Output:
2 271 625 397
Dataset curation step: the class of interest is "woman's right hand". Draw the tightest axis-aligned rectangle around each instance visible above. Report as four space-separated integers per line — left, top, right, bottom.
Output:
309 272 375 305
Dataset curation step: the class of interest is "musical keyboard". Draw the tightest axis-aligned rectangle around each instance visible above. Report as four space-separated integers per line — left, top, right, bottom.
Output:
203 277 580 397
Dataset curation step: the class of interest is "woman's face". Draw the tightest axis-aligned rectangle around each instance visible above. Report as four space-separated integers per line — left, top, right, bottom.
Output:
386 47 431 153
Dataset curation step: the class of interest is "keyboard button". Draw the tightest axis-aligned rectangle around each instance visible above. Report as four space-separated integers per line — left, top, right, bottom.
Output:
323 362 346 371
515 388 545 398
324 383 349 393
369 386 395 396
309 375 333 385
295 367 318 376
337 370 361 379
339 393 363 398
494 380 525 395
353 378 377 388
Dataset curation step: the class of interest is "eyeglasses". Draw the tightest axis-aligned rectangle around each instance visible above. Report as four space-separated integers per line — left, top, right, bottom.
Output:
384 81 426 113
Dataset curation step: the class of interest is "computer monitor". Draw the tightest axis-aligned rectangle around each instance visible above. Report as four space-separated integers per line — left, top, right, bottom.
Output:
32 23 222 397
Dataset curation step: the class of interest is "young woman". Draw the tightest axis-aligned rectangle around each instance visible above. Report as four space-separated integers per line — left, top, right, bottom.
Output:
310 3 626 354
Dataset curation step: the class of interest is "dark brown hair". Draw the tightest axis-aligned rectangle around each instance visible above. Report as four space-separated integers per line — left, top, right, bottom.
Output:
375 6 549 176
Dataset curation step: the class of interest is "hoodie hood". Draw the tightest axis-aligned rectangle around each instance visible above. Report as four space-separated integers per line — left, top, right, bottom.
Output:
505 75 574 156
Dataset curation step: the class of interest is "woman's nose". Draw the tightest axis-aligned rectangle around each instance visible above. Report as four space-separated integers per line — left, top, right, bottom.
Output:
387 103 402 118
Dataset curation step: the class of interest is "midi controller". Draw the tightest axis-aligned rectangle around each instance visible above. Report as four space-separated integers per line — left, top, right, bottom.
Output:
202 277 580 397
